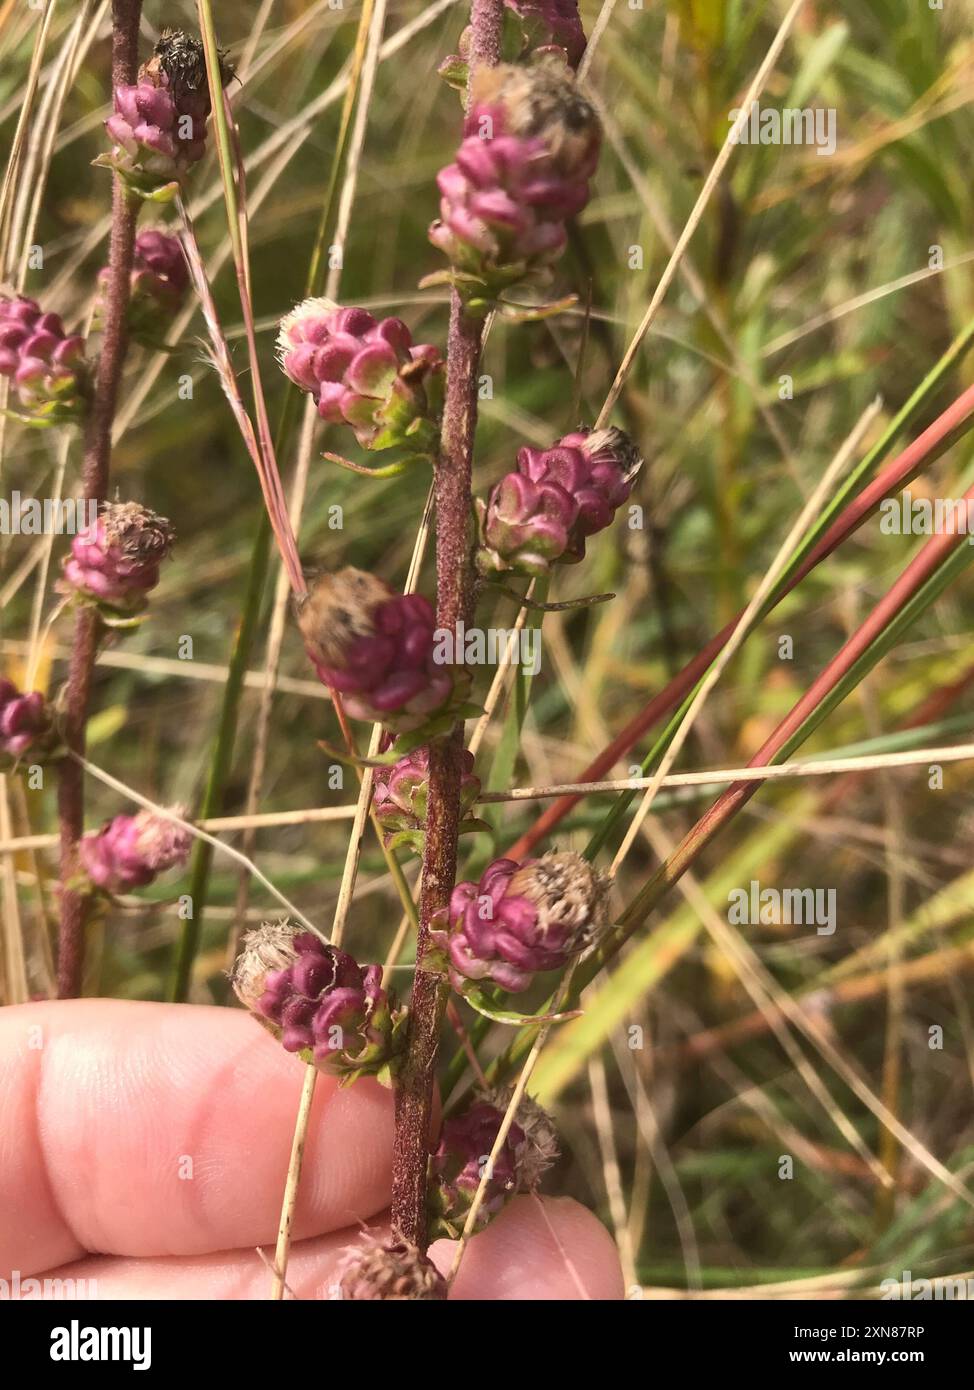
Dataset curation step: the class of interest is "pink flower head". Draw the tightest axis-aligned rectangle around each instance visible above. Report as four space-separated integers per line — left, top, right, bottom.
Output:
332 1236 446 1300
277 298 443 453
428 1088 559 1236
296 567 459 733
103 30 232 198
61 501 174 612
429 58 600 303
478 426 641 575
0 295 88 422
0 680 56 763
80 808 191 894
428 851 610 994
373 745 481 853
231 921 404 1083
97 229 188 342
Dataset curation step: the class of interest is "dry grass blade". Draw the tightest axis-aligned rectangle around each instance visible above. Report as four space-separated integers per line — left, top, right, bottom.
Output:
609 399 881 873
72 753 321 934
0 0 57 280
643 818 974 1213
596 0 810 425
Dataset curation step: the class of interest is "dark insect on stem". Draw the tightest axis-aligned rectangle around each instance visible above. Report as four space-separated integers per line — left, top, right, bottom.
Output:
144 28 235 99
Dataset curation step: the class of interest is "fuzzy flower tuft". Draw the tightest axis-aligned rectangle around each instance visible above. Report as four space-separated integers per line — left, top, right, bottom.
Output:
428 1087 559 1237
429 57 600 308
60 501 174 614
373 746 482 854
80 808 191 895
231 920 406 1085
427 850 611 994
0 295 88 425
331 1236 446 1300
477 426 642 576
0 680 58 765
101 29 232 200
296 566 463 734
276 299 443 455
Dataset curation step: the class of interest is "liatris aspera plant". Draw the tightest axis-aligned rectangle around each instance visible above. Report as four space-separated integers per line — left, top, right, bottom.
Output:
373 746 483 854
96 229 189 345
477 426 642 576
79 808 191 895
231 920 406 1085
332 1236 447 1301
427 56 601 311
100 29 232 201
0 295 88 425
427 850 611 994
0 681 58 765
276 299 444 457
428 1086 559 1237
296 566 466 734
60 501 175 617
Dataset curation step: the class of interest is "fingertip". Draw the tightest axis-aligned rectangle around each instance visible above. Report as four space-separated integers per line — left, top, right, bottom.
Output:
430 1194 625 1300
0 999 396 1268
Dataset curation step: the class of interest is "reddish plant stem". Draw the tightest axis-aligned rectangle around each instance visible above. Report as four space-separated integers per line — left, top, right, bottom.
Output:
507 377 974 859
665 661 974 1067
480 487 974 1096
56 0 143 999
605 480 974 960
390 0 504 1248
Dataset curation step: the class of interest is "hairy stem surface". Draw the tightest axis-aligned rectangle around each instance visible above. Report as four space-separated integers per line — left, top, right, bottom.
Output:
56 0 142 998
390 0 503 1248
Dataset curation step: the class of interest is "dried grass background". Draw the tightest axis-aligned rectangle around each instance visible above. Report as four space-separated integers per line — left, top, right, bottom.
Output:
2 0 974 1298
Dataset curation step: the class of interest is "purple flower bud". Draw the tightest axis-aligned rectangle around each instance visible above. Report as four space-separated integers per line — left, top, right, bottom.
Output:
0 295 88 423
102 30 231 198
429 58 600 304
429 1087 559 1237
97 229 188 343
276 298 443 453
0 680 57 763
477 426 642 575
507 1 587 67
80 808 191 894
428 850 610 994
332 1236 446 1300
231 921 405 1084
296 566 461 733
373 746 481 853
60 501 175 612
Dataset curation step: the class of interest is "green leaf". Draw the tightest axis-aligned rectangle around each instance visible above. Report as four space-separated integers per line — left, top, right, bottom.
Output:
463 987 581 1026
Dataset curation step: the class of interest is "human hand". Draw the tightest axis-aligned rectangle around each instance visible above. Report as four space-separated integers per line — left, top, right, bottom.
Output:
0 999 623 1300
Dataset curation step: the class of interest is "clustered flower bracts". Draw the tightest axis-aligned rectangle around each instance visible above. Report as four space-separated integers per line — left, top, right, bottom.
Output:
427 850 611 996
427 57 600 312
428 1086 559 1238
296 566 471 737
100 29 234 200
0 295 88 425
232 920 407 1086
60 501 175 619
477 427 642 577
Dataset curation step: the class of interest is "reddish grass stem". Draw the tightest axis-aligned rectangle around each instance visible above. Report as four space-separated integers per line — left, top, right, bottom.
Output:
607 479 974 957
390 0 504 1249
56 0 142 998
507 376 974 860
